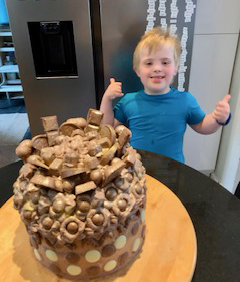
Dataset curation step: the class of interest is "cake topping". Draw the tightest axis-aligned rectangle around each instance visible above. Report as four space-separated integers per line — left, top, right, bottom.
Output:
132 238 141 252
114 235 127 249
34 249 42 261
14 109 146 251
67 265 82 276
85 250 101 263
65 252 80 263
45 250 58 262
103 260 117 272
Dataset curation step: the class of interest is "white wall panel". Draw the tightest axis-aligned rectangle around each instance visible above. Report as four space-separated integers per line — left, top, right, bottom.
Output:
184 33 239 172
194 0 240 34
212 39 240 193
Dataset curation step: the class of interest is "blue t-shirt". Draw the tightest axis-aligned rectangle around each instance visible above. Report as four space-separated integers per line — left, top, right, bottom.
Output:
113 87 206 163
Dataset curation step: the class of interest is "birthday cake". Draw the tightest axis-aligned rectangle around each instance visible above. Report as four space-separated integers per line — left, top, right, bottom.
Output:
13 109 146 280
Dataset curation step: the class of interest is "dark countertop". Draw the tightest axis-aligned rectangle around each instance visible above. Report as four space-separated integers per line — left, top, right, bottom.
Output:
1 151 240 281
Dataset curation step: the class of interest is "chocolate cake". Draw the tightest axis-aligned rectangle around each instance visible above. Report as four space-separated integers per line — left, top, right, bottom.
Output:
13 109 146 280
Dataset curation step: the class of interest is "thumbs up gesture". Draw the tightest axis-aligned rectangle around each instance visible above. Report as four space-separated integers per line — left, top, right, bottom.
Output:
212 94 231 124
104 78 124 100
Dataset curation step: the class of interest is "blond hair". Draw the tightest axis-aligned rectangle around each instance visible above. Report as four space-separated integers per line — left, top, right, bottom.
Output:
133 27 181 71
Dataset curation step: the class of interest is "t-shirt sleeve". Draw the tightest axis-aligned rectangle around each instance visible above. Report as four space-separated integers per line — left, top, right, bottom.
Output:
186 94 206 125
113 96 128 125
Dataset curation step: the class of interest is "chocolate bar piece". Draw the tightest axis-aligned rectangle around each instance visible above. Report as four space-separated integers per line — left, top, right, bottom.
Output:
46 130 59 146
49 158 63 175
30 175 58 190
75 181 97 195
87 109 103 126
84 124 99 133
104 160 126 184
41 116 59 132
100 143 118 165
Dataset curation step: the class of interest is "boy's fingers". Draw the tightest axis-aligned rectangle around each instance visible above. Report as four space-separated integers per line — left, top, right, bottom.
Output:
223 94 231 103
110 78 115 84
118 93 124 97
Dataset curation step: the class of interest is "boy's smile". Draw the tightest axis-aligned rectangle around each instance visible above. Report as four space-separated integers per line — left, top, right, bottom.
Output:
135 43 178 95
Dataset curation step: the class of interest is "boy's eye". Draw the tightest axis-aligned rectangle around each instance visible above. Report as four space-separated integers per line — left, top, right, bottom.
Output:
163 61 170 65
145 61 152 66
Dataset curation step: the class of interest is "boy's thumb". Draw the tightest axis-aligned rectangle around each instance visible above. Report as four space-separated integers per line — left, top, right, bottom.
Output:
110 78 115 84
223 94 231 103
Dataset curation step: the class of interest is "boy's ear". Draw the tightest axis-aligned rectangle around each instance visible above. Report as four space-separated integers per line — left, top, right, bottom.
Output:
133 66 140 77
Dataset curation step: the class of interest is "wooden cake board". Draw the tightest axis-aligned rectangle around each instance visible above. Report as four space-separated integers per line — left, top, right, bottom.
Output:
0 175 197 282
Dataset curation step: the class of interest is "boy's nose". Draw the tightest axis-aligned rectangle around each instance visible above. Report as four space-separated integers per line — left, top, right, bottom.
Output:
153 64 162 72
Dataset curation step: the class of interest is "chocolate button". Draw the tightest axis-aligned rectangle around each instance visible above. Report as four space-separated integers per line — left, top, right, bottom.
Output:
33 249 41 261
29 236 38 249
142 225 146 238
66 252 80 263
132 222 139 236
66 243 77 250
118 252 129 265
86 266 101 276
102 244 116 257
45 237 56 247
49 264 61 275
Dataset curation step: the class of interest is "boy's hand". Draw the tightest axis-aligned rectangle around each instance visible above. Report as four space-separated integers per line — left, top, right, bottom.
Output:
212 94 231 123
104 78 124 100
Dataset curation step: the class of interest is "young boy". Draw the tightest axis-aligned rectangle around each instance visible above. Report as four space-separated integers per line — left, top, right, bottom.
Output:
100 27 231 163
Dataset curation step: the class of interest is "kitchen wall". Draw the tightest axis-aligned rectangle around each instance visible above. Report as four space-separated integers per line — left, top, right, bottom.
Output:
212 37 240 194
183 0 240 176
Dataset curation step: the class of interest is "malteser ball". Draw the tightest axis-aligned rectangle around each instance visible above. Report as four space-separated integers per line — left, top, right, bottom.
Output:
78 201 91 213
63 180 75 192
53 198 65 213
111 157 121 165
118 199 127 211
92 213 104 226
42 217 53 230
20 139 32 148
16 140 32 158
67 222 79 234
90 169 102 184
105 188 118 201
115 125 126 135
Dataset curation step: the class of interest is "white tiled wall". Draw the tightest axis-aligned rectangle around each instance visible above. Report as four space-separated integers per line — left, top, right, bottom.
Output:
183 0 240 173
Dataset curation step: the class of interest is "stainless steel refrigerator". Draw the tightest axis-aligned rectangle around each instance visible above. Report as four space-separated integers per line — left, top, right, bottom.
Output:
6 0 197 136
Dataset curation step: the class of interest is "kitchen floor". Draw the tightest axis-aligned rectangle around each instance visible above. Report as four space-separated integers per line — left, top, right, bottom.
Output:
0 95 30 168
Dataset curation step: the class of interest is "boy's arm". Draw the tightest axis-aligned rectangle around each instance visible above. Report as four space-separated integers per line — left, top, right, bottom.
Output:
99 78 123 126
191 94 231 134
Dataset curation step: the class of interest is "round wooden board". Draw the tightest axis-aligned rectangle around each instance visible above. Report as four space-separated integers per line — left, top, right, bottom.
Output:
0 175 197 282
